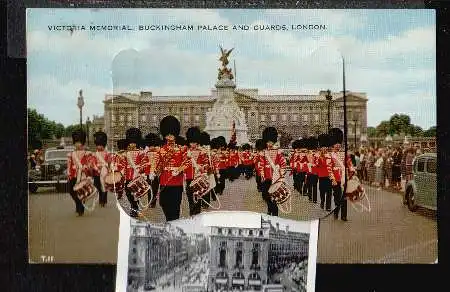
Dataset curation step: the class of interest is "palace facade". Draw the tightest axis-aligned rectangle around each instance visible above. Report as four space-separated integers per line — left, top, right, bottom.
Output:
101 88 368 148
208 217 309 291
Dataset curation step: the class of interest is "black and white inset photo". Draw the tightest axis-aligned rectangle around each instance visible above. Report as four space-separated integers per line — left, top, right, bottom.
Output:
115 210 318 292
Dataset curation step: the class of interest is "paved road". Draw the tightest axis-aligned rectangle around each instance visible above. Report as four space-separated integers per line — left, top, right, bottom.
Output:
29 175 437 264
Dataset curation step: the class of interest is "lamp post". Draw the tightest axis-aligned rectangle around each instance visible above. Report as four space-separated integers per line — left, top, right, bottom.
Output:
325 89 332 131
77 90 84 130
353 119 358 150
86 117 91 146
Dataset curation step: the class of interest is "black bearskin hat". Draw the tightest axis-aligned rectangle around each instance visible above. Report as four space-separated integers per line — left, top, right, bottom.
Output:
117 139 128 151
228 142 237 150
72 128 86 145
255 139 265 151
145 133 160 147
329 127 344 145
318 133 332 148
298 138 306 149
160 115 180 137
93 131 107 147
199 132 210 146
308 136 319 150
241 143 251 151
210 137 219 150
217 136 227 148
186 127 202 144
262 127 278 144
176 135 187 146
126 127 142 146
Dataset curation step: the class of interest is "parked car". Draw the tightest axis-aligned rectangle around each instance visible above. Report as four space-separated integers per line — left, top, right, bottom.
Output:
28 145 74 193
404 153 437 211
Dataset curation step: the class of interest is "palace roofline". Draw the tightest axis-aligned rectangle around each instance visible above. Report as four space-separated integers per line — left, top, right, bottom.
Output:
103 89 367 103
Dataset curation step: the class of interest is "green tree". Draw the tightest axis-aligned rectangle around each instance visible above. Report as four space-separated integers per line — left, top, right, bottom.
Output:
367 127 377 137
423 126 436 137
389 114 411 135
375 121 391 137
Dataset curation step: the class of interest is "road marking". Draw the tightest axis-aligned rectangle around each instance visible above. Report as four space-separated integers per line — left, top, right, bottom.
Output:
363 239 437 264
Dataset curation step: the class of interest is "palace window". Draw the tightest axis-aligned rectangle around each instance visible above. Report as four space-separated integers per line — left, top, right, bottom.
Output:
128 115 133 122
236 242 243 248
219 249 226 267
184 115 189 122
218 228 222 234
238 229 242 235
271 115 276 122
259 230 263 236
249 230 253 236
141 115 146 122
251 112 255 117
251 250 259 265
303 115 308 122
235 250 243 267
153 115 157 121
260 115 266 122
119 115 124 121
195 115 200 122
228 229 232 235
314 114 319 122
282 114 287 121
111 114 116 121
292 114 298 121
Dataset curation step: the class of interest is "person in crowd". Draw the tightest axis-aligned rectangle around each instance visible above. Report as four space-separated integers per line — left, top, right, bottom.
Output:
392 146 403 191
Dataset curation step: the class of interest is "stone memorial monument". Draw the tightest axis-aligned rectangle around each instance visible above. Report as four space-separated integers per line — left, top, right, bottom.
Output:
204 46 250 145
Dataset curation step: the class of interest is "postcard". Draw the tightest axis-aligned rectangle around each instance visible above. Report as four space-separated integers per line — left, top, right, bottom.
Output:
27 9 436 264
115 210 318 292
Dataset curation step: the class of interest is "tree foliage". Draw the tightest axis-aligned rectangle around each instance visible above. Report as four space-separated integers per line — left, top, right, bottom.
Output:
368 114 435 138
28 108 76 148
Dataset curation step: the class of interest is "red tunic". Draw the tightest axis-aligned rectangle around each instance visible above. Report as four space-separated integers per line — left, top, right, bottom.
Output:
300 154 309 173
240 151 254 166
257 149 287 181
289 152 299 174
185 148 210 180
317 153 334 179
89 150 112 177
143 148 161 176
124 150 148 181
110 152 127 174
67 150 93 180
228 151 240 168
312 152 320 175
158 142 188 186
217 150 229 170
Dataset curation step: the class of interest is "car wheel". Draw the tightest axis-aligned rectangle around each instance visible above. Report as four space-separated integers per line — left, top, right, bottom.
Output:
29 183 38 193
407 188 418 212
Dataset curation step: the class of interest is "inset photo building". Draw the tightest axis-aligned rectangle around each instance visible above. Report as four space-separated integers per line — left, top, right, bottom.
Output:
117 211 318 292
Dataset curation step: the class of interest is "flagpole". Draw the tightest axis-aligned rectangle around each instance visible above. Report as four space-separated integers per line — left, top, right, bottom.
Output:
342 56 348 195
234 59 237 85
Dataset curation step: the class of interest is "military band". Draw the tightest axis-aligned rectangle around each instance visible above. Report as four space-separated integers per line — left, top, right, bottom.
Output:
64 114 354 222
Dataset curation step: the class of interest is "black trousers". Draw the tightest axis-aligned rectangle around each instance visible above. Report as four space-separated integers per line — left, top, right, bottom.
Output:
146 176 160 205
293 172 306 195
125 180 139 218
255 175 262 192
159 185 183 221
186 179 202 216
261 179 278 216
333 184 347 219
93 175 107 205
69 178 84 215
319 177 333 210
214 169 226 195
306 174 318 202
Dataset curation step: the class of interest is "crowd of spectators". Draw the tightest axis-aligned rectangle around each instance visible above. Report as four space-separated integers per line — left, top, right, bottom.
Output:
351 144 434 192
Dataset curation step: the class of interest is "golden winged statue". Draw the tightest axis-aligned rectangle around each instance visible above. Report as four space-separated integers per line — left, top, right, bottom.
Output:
219 46 234 67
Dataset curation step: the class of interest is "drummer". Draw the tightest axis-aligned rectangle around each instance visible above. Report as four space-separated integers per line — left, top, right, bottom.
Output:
199 131 214 208
110 138 128 200
254 139 265 193
239 143 254 180
143 133 161 208
91 131 111 207
258 127 286 216
124 128 147 218
185 127 209 216
215 136 228 196
67 128 92 216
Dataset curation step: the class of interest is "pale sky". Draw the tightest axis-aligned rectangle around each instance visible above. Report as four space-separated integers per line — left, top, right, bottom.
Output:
27 9 436 129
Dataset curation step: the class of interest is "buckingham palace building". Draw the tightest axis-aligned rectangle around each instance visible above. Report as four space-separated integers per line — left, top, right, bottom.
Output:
101 88 368 148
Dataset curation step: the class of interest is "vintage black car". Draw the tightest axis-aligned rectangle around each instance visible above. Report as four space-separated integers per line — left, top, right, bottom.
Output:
28 146 74 193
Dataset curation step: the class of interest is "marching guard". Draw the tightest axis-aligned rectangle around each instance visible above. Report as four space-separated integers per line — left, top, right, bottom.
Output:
254 139 265 193
67 129 92 216
143 133 162 208
290 140 301 194
227 144 240 181
91 131 111 207
124 128 148 218
317 133 335 211
185 127 210 216
329 128 351 221
258 127 287 216
157 116 188 221
109 138 128 200
199 131 214 208
215 136 228 195
305 137 319 203
240 143 254 179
